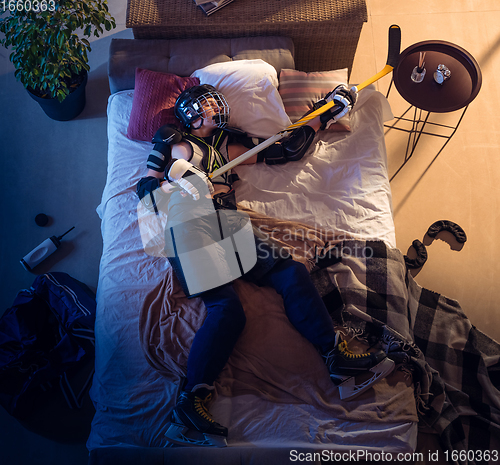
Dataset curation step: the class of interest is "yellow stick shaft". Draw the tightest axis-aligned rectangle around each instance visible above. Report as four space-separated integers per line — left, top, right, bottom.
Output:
356 64 394 92
210 64 395 179
287 64 394 130
210 133 285 178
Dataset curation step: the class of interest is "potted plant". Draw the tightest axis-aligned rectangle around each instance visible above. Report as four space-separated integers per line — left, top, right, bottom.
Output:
0 0 116 121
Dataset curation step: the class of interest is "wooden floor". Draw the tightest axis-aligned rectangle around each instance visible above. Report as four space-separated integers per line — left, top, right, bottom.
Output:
351 0 500 344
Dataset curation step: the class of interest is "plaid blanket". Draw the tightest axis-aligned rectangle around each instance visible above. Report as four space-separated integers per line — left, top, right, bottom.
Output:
311 240 500 465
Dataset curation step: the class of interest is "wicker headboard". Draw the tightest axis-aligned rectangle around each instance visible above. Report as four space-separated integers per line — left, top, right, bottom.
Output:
125 0 368 73
108 36 295 94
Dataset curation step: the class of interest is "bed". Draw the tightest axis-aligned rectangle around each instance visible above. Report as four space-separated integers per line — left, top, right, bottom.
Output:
87 36 500 465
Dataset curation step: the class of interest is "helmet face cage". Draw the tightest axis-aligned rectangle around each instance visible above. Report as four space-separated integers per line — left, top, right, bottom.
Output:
176 85 230 129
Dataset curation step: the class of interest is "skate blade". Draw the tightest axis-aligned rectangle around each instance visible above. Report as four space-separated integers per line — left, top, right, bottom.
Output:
336 357 395 401
165 422 228 448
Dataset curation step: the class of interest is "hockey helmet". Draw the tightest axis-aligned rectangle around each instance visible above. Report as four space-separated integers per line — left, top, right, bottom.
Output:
174 84 230 129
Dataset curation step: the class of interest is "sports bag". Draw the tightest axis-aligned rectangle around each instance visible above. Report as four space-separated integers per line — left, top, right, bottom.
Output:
0 272 96 419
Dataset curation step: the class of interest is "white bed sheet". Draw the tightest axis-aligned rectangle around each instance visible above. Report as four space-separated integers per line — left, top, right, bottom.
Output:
235 89 396 248
87 89 414 452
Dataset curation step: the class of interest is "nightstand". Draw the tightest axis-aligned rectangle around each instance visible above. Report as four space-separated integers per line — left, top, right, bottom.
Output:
386 40 482 179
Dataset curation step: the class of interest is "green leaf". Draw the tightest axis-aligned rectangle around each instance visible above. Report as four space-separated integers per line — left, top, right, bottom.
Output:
57 89 67 102
0 0 115 101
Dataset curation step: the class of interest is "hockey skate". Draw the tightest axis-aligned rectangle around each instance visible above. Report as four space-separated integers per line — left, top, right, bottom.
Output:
323 332 395 401
164 389 228 447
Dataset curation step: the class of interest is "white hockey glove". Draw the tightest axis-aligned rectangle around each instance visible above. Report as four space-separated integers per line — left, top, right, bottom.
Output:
329 84 357 117
165 158 214 201
319 85 357 128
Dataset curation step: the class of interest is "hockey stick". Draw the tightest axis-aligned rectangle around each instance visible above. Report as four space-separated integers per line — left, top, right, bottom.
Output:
209 25 401 179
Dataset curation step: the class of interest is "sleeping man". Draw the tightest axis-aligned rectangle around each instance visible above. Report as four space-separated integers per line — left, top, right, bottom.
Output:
136 84 395 447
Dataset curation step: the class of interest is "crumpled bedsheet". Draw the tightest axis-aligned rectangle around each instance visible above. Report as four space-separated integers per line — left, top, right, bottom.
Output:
139 209 418 425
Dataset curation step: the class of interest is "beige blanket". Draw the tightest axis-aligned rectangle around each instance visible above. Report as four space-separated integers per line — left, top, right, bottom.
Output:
139 208 417 424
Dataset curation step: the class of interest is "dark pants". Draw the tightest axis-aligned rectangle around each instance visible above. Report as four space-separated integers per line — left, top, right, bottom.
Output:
184 258 336 391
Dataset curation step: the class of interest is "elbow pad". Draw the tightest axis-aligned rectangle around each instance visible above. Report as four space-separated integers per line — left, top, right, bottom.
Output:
147 143 173 172
147 125 183 172
258 125 316 165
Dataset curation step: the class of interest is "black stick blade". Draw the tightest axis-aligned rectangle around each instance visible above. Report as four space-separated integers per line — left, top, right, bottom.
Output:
386 25 401 68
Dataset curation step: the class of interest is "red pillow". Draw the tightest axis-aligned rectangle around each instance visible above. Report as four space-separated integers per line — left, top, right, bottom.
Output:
127 68 200 141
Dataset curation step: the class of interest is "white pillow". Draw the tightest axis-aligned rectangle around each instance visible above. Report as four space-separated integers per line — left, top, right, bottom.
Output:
191 59 291 138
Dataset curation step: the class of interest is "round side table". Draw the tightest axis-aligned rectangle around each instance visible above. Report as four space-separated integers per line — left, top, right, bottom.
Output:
386 40 482 179
394 40 482 113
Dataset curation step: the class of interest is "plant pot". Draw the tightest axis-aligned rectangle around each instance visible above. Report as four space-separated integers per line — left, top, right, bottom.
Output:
27 72 88 121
